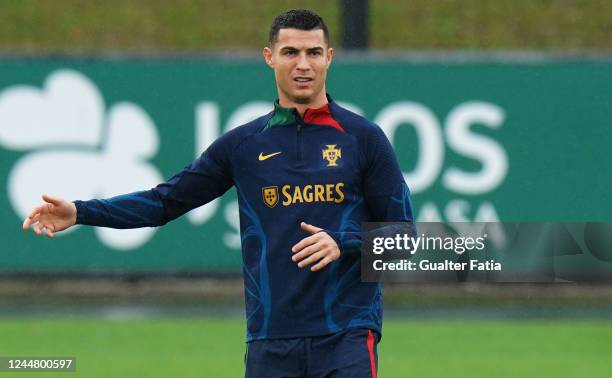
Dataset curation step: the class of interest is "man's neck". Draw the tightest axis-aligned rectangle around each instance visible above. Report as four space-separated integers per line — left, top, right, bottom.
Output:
278 91 328 117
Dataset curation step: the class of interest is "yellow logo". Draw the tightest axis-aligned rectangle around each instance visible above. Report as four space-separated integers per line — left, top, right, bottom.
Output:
281 183 344 206
262 186 279 208
322 145 341 166
259 151 282 161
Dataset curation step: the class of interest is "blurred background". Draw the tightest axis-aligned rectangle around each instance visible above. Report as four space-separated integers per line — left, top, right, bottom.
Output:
1 1 611 377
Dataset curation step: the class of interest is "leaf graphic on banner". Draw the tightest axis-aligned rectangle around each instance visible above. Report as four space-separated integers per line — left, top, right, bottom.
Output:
2 69 163 250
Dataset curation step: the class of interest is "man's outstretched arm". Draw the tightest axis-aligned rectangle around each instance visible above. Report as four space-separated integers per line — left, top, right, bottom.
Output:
22 132 234 237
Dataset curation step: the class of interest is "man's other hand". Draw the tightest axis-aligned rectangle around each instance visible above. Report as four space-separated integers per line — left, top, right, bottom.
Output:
22 194 77 238
291 222 340 271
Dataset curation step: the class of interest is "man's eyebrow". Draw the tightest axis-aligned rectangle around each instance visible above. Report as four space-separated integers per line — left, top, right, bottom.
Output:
278 46 325 52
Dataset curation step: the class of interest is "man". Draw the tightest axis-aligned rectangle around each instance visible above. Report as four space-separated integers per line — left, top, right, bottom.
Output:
23 9 413 378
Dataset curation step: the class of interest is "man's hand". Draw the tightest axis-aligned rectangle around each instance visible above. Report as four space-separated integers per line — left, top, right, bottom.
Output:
291 222 340 272
22 194 77 238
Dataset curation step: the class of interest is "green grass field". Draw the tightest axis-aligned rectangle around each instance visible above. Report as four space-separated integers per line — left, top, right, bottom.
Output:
0 317 610 377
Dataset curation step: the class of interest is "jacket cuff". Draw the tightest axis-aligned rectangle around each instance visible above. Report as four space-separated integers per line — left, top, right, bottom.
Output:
72 200 84 225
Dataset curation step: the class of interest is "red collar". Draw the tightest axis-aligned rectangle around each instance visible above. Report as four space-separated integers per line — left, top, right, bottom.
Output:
303 104 344 133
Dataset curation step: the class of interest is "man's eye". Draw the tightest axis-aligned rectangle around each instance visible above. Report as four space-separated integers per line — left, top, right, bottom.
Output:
309 51 322 56
284 50 297 56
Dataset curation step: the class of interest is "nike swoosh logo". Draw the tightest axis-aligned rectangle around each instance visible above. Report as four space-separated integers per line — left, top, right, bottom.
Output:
259 151 282 161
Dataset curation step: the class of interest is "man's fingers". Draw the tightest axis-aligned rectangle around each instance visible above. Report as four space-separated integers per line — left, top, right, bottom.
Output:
32 223 42 235
22 217 32 230
300 222 323 235
292 228 341 271
42 194 62 206
23 206 43 230
24 213 41 230
23 202 60 238
291 233 321 253
291 222 325 252
45 226 55 238
311 256 333 272
292 243 321 262
32 222 54 237
297 251 326 269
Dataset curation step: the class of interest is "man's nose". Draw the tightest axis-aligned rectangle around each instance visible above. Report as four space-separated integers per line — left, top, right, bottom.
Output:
296 52 311 71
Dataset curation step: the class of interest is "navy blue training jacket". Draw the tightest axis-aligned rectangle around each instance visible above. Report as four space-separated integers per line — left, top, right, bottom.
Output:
74 95 413 341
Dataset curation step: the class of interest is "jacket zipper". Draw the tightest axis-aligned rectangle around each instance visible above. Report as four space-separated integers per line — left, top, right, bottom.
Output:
296 123 302 162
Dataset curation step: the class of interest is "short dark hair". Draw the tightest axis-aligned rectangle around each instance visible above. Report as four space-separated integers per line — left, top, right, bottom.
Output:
268 9 330 47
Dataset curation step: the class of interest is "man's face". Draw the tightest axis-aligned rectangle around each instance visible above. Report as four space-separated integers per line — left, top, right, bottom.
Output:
263 28 333 105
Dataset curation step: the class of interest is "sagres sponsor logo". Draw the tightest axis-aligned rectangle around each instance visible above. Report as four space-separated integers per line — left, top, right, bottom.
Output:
262 186 279 208
322 145 341 166
282 183 344 206
261 183 345 207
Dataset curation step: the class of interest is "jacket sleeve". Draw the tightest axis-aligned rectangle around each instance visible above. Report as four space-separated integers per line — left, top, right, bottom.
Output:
74 133 234 229
325 125 415 254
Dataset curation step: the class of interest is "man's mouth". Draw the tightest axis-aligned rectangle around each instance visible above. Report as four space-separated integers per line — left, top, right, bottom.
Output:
294 77 313 83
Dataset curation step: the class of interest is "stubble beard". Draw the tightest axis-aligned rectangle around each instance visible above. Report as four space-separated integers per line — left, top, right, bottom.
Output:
280 85 314 105
292 94 312 104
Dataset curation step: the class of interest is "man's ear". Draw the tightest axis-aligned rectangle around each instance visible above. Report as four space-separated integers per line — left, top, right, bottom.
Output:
326 47 334 68
263 47 274 68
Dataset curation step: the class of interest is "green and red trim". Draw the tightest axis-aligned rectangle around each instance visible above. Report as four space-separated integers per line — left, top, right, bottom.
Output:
264 100 344 132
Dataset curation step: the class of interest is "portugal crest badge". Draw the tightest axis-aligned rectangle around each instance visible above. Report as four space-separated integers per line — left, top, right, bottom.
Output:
322 145 341 167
